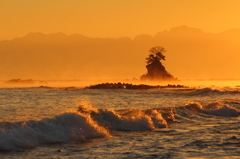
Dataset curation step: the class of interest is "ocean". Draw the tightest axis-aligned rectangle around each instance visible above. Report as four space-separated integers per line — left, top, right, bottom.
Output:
0 81 240 158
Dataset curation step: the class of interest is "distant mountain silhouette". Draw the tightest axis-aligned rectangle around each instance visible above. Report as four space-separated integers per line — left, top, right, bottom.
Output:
1 25 240 80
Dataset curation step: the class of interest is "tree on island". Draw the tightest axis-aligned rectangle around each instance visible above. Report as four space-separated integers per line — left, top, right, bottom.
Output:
140 46 178 81
146 46 166 64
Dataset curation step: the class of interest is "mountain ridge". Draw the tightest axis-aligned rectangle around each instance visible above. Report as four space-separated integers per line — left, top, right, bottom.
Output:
4 25 240 42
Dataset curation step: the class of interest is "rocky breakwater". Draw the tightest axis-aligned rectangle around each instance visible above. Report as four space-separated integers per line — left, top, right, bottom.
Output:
86 82 186 89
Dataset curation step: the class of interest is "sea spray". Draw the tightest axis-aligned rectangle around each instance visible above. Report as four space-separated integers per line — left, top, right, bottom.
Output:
77 104 171 131
177 102 240 117
0 112 109 150
0 99 239 151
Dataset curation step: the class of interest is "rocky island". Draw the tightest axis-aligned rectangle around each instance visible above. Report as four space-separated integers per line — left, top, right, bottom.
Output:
86 46 182 89
140 46 178 82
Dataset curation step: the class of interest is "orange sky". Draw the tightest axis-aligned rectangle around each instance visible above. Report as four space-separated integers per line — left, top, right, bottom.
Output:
1 0 240 40
1 0 240 83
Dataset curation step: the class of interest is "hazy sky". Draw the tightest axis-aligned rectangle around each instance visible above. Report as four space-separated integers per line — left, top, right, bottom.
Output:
1 0 240 40
1 0 240 82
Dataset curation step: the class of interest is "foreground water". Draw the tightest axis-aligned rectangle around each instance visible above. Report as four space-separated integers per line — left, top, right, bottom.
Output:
0 84 239 158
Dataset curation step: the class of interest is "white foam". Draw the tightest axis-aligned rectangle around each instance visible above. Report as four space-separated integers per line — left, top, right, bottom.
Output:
0 104 172 150
77 105 169 131
4 101 238 151
204 102 240 117
94 109 156 131
0 112 109 150
182 102 240 117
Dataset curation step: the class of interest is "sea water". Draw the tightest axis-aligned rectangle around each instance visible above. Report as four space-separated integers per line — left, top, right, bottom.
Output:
0 84 239 158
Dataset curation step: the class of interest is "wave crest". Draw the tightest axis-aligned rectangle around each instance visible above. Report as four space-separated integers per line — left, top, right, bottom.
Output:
180 102 240 117
0 112 109 150
77 105 171 131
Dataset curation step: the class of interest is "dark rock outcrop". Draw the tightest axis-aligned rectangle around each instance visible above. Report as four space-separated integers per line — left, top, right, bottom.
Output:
140 60 177 81
86 82 186 89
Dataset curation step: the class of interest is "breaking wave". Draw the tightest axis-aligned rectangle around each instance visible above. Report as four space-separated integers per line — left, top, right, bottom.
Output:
177 102 240 117
77 104 173 131
0 112 109 151
0 101 239 151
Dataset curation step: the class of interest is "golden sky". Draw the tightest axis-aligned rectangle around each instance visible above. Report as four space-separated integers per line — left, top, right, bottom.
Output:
1 0 240 82
1 0 240 40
